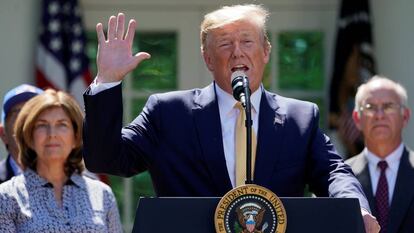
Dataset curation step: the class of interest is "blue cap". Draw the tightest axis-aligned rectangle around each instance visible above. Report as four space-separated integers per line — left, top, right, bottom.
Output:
2 84 44 124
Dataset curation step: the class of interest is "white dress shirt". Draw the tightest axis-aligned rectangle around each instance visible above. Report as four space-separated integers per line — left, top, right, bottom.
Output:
364 143 403 205
215 83 261 187
89 79 121 95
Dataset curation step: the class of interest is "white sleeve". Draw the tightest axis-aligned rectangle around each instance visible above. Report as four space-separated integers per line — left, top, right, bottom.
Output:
89 78 122 95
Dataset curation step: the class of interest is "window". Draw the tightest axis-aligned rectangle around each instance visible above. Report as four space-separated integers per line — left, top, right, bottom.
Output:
277 31 326 129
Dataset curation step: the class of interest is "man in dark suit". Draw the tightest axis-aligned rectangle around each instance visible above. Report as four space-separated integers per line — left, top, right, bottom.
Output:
0 84 43 184
83 4 379 232
346 76 414 233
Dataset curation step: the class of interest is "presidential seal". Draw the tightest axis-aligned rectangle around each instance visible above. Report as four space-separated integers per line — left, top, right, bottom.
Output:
214 184 287 233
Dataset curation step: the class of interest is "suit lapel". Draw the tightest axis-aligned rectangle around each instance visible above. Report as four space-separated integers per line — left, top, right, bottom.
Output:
388 148 414 233
254 90 286 187
353 153 377 216
6 156 15 180
192 84 232 194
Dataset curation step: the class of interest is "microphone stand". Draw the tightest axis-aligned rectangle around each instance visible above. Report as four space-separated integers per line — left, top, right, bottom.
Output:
242 76 253 185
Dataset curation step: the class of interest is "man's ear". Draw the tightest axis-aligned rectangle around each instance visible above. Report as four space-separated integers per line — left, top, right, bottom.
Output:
201 48 214 71
352 110 362 131
402 107 411 128
263 41 271 64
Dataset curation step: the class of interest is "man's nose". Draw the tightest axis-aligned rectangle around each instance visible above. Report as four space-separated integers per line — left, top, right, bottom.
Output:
373 107 386 117
232 42 244 58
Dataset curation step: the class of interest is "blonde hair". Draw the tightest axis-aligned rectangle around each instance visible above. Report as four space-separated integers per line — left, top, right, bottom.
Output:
200 4 270 51
14 89 85 176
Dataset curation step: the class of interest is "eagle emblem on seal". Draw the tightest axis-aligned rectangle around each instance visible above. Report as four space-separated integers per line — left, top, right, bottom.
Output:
236 202 267 233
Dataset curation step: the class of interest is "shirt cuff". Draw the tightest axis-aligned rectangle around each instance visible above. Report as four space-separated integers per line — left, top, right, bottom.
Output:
89 78 122 95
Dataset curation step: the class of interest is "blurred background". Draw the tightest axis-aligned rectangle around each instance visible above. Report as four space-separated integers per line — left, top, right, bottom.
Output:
1 0 413 231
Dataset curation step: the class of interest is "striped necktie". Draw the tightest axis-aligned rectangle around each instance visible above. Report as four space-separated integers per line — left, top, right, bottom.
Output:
376 160 389 233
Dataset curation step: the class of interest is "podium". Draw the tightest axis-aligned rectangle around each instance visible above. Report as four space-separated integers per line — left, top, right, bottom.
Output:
132 197 365 233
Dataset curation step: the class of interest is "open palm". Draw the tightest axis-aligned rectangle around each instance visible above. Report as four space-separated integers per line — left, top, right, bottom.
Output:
96 13 150 83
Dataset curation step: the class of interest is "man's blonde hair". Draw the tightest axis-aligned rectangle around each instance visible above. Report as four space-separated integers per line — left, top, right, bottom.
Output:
200 4 270 51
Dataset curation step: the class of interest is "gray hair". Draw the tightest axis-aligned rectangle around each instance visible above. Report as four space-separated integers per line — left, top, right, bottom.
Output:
354 75 408 112
200 4 270 51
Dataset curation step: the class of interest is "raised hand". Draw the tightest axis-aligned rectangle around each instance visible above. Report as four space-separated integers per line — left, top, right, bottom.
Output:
95 13 151 83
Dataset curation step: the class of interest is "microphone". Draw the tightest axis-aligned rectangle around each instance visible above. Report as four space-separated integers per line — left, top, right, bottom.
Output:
231 70 254 184
231 70 251 107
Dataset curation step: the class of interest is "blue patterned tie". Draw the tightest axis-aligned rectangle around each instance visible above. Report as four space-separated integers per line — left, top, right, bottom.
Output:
376 160 388 233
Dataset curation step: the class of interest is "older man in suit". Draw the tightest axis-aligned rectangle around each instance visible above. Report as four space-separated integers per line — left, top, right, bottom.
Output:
0 84 43 184
83 4 379 232
346 76 414 233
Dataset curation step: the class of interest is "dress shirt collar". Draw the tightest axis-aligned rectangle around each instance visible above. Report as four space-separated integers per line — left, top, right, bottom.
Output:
364 143 404 173
24 168 86 190
214 82 262 115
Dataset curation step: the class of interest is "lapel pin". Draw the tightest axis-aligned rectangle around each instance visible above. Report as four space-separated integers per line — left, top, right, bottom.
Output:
274 115 284 125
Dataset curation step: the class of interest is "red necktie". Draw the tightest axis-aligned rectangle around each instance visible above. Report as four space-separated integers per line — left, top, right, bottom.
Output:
376 160 388 233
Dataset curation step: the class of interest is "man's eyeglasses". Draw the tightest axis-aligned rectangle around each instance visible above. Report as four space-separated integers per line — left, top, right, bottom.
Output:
359 102 403 116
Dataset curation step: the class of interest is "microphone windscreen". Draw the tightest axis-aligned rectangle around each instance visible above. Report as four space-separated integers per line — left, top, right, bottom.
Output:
231 71 246 101
231 70 247 81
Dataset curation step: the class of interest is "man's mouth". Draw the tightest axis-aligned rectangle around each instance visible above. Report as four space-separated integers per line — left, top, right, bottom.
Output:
231 65 249 72
372 124 389 129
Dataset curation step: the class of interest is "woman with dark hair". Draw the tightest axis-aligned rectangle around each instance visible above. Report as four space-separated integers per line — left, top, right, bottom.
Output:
0 89 122 232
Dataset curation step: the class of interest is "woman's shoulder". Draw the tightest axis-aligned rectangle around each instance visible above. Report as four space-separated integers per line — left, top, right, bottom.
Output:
0 173 27 194
0 174 27 212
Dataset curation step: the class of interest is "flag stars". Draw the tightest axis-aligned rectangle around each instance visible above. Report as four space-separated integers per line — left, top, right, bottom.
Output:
72 40 83 53
49 20 61 33
48 1 60 15
72 24 82 36
50 38 62 51
38 0 91 94
70 58 81 72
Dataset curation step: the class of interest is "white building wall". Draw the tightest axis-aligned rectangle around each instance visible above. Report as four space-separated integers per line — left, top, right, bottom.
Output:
0 0 41 157
371 0 414 146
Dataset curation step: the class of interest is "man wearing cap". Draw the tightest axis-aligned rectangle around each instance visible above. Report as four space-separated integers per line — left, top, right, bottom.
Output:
0 84 43 184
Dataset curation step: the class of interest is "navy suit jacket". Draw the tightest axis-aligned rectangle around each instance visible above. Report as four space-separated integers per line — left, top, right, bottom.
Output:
83 83 369 210
0 155 15 184
346 147 414 233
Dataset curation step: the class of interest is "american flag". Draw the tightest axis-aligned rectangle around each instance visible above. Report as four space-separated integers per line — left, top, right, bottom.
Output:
329 0 376 157
35 0 110 184
36 0 92 105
